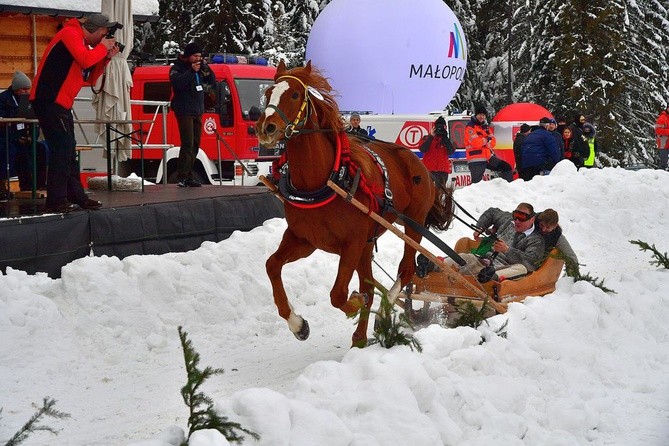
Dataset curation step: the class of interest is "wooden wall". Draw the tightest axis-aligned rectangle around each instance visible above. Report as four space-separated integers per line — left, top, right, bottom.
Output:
0 13 66 89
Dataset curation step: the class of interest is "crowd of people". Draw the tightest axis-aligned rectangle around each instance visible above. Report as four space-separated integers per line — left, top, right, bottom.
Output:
514 114 598 181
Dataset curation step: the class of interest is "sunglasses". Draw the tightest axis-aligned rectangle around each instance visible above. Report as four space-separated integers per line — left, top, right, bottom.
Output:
512 210 534 222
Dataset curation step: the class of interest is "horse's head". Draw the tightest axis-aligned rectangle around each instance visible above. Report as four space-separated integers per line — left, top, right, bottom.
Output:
255 60 344 147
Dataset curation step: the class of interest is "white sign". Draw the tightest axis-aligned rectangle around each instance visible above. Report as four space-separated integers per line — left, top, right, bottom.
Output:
306 0 467 114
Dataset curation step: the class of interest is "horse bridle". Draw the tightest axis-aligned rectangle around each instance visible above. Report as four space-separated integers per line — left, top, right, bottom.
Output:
265 75 333 139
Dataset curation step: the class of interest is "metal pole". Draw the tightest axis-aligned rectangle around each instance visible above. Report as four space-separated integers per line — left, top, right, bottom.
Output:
106 123 112 190
162 104 168 184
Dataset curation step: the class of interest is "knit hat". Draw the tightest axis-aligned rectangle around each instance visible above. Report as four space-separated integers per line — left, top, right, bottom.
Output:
548 118 557 125
350 113 361 120
474 105 487 116
539 117 551 124
11 71 31 90
183 42 203 57
519 123 531 133
435 116 446 126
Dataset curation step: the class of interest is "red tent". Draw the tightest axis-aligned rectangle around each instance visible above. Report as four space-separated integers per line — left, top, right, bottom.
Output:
492 102 553 122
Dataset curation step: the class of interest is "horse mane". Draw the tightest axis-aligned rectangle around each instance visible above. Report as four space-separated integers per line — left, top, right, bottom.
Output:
283 65 345 134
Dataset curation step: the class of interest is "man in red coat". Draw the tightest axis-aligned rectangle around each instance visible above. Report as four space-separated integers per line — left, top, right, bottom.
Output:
30 13 119 213
655 103 669 170
419 116 455 188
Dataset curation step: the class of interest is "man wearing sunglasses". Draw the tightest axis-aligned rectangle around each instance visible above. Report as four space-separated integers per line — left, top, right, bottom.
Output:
442 203 545 282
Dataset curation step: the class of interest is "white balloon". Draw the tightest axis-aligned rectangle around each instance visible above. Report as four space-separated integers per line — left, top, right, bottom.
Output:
306 0 467 114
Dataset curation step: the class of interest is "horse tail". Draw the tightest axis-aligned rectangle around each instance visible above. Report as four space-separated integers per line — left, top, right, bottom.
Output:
425 183 454 232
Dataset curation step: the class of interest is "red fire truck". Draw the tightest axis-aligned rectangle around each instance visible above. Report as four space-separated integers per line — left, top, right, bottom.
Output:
121 55 281 185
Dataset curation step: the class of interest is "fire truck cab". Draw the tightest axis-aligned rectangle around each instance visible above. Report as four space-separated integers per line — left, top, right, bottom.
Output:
124 55 281 185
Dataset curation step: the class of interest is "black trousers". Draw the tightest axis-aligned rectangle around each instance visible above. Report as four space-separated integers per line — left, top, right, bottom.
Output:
33 102 87 206
176 115 202 181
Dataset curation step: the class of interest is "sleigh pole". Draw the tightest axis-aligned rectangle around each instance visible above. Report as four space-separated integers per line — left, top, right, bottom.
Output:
326 180 502 311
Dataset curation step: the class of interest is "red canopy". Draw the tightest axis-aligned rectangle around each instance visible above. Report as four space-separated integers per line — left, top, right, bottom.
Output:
492 102 553 122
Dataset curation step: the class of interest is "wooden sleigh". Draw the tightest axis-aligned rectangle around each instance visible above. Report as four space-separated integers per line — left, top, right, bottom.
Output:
262 175 564 316
403 238 565 315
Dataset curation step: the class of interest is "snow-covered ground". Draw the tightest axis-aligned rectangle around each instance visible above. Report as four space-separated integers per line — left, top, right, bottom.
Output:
2 161 668 446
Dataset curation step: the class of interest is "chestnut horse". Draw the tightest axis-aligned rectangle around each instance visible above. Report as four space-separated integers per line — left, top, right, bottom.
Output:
256 61 453 347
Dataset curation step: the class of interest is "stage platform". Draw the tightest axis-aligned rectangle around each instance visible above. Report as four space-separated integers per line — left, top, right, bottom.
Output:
0 185 285 278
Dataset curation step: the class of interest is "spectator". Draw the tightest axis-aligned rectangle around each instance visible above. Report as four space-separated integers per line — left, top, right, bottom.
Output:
547 117 564 159
513 123 531 177
0 71 49 195
170 42 216 187
30 13 118 213
419 116 455 188
536 209 578 267
655 103 669 170
440 203 545 282
562 126 588 168
464 106 513 183
520 117 561 181
581 122 598 168
556 115 568 136
346 113 368 137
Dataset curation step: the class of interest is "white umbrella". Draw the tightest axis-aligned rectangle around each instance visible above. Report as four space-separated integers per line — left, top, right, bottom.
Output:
92 0 134 164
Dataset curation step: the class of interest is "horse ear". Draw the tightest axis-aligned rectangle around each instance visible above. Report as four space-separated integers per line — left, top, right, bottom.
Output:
305 60 312 74
277 60 287 77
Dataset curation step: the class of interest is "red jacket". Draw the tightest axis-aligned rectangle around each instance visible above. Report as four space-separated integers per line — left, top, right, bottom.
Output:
30 18 109 110
419 135 453 173
464 118 496 162
656 110 669 150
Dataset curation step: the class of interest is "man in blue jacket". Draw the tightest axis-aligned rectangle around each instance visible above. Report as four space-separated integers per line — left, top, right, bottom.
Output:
520 117 561 181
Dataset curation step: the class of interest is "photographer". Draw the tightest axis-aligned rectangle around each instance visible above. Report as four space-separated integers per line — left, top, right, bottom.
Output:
30 13 119 213
169 42 216 187
419 116 455 188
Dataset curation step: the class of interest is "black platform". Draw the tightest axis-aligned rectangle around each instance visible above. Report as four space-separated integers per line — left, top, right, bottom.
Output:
0 185 285 278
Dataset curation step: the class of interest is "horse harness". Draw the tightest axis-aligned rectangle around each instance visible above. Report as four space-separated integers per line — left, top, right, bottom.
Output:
267 75 393 216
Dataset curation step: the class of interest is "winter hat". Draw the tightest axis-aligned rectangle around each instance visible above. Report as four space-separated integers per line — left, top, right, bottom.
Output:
519 123 531 133
350 113 361 120
435 116 446 126
11 71 31 90
548 118 557 125
539 117 551 124
474 105 487 116
183 42 203 57
582 123 597 138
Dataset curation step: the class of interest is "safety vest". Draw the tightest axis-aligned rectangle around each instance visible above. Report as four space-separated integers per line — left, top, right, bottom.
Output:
584 138 596 166
464 121 495 162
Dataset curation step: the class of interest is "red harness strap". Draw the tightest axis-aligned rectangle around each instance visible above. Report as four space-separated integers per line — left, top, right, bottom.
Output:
271 132 384 212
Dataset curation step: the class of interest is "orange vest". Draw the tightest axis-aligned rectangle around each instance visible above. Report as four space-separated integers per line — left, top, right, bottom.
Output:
464 120 496 162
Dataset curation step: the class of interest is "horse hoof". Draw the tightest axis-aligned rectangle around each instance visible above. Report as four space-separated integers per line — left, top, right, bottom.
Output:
293 319 310 341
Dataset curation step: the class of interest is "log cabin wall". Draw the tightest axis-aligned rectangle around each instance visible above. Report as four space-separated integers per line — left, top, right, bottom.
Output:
0 13 66 88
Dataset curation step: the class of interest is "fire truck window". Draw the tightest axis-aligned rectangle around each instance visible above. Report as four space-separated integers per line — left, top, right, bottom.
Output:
218 80 233 127
143 82 172 114
235 79 274 120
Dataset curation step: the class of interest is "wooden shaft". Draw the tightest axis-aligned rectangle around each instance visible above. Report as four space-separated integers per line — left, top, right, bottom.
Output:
326 180 503 311
260 175 285 203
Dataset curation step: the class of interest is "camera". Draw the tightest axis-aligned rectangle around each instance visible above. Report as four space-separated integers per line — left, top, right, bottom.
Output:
106 23 125 52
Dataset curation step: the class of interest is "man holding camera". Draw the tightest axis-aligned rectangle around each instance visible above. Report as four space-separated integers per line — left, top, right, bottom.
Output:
419 116 455 188
30 13 120 213
170 42 216 187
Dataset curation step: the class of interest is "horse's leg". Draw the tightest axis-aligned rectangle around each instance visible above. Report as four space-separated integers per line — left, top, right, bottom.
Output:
266 229 316 341
350 243 376 348
328 241 369 346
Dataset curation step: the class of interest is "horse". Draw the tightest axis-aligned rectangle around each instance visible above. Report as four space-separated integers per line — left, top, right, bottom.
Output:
255 61 453 347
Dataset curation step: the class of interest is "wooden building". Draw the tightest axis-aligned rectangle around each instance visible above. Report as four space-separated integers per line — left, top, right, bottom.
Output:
0 2 158 88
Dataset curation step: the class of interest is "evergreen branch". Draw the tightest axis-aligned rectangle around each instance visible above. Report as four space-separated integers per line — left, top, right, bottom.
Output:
367 283 422 352
177 326 259 444
4 397 70 446
630 240 669 269
550 251 615 293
